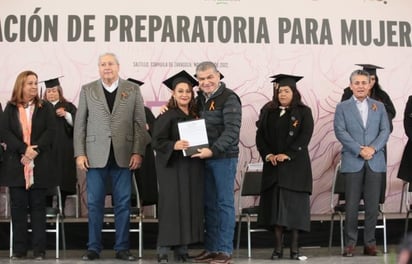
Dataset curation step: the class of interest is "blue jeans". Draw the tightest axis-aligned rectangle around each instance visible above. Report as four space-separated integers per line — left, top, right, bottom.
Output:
204 158 238 255
86 163 132 253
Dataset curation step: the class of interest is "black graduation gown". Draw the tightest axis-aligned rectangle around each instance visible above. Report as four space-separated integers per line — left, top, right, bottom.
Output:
0 103 4 162
134 107 158 206
398 96 412 182
152 108 204 246
256 106 314 232
50 101 77 193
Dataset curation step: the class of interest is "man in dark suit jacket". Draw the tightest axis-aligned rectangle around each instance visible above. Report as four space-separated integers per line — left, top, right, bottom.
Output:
74 53 149 261
334 69 390 257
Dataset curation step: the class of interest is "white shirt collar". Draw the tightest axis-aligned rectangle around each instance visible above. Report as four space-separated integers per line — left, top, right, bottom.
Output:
352 95 369 104
101 79 119 93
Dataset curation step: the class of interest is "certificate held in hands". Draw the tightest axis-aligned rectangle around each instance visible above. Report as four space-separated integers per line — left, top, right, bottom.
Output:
178 119 209 156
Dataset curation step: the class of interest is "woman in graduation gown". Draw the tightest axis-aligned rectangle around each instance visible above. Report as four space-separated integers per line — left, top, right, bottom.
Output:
398 96 412 183
256 74 314 260
127 78 158 207
137 106 158 205
152 70 204 263
0 103 4 161
42 78 77 212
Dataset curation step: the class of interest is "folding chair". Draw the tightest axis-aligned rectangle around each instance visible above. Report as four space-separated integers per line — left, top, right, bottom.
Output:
328 161 387 254
1 187 10 218
102 176 143 258
9 186 66 259
236 162 266 258
65 183 80 218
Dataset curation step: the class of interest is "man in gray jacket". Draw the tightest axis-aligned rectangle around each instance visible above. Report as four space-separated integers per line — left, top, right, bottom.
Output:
74 52 149 261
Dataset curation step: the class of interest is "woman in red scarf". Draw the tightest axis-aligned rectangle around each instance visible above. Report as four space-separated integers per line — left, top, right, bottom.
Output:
0 70 56 260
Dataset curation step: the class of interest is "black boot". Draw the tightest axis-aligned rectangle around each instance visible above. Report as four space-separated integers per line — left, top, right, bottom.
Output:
173 245 189 262
157 254 168 263
271 225 284 260
271 248 283 260
290 229 300 260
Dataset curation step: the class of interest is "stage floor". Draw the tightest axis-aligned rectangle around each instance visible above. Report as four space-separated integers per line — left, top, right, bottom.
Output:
0 214 408 263
0 247 400 263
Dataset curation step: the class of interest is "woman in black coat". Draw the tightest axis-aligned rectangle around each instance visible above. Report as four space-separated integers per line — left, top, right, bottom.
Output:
398 96 412 182
0 70 56 260
256 74 314 260
126 79 159 207
135 106 158 206
0 103 4 161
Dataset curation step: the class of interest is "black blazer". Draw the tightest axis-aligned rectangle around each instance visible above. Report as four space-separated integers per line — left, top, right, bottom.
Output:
256 104 314 193
398 96 412 182
0 101 56 188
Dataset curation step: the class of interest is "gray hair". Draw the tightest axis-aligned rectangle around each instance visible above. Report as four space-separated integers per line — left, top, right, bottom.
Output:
349 69 370 84
196 61 218 74
98 52 119 65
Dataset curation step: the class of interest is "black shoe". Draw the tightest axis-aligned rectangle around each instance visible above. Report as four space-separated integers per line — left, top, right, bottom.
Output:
174 253 190 262
271 249 283 259
158 254 168 263
291 251 308 261
11 252 27 260
82 250 100 261
290 251 301 260
34 252 46 260
115 250 137 261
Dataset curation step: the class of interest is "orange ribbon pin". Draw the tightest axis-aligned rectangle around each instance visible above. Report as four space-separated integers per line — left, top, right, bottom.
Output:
209 101 215 111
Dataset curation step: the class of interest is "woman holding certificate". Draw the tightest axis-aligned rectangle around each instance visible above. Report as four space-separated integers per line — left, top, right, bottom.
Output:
152 70 205 263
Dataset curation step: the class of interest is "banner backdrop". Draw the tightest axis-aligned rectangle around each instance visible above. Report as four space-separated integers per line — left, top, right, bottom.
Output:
1 0 412 214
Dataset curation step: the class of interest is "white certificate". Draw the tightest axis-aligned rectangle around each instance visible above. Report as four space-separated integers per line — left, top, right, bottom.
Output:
178 118 209 156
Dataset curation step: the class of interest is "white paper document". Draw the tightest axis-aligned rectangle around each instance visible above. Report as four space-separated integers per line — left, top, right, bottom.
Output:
178 119 209 156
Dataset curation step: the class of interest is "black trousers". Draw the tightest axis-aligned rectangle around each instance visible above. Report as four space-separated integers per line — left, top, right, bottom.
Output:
343 162 383 247
9 187 47 255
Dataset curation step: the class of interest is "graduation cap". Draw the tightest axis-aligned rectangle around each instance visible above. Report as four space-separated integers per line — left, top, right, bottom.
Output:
163 70 198 90
355 64 384 75
270 74 303 87
40 76 64 88
38 76 63 97
194 72 224 79
127 78 144 86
